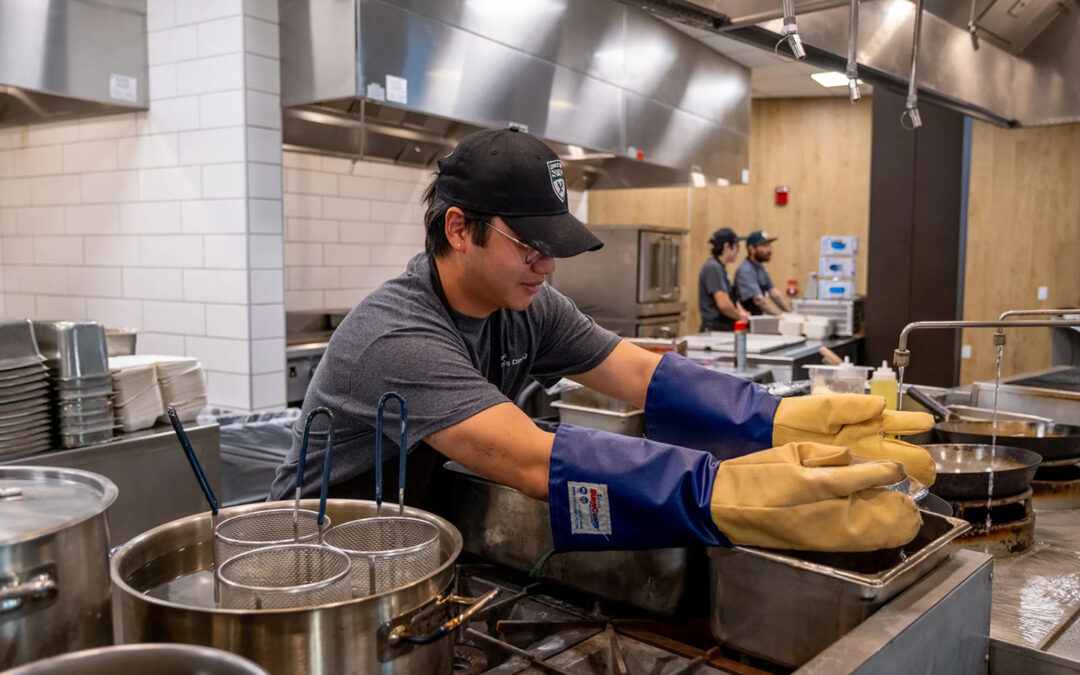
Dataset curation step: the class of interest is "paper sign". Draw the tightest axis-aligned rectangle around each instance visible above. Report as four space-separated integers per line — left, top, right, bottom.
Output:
386 75 408 105
109 74 138 103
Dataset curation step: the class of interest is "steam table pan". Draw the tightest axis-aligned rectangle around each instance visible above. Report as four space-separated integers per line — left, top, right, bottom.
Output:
32 321 110 380
0 319 46 370
708 511 971 668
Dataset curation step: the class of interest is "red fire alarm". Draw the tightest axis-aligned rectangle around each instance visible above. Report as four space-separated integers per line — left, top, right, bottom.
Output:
775 185 789 206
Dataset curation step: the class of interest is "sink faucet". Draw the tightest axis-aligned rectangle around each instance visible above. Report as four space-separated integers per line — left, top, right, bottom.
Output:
893 317 1080 369
998 308 1080 321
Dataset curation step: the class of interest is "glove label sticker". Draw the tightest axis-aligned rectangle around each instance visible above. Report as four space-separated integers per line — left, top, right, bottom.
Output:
568 482 611 536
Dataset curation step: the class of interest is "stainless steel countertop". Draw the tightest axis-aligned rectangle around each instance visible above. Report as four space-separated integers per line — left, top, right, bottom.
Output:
3 422 221 546
689 335 862 363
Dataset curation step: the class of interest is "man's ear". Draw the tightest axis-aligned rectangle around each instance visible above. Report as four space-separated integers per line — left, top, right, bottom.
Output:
445 207 466 250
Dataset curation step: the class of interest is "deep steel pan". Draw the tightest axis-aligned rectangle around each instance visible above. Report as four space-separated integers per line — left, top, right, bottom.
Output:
934 420 1080 462
110 499 468 675
923 443 1042 500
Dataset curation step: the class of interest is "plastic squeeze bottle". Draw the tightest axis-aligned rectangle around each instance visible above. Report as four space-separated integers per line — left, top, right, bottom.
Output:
870 360 898 411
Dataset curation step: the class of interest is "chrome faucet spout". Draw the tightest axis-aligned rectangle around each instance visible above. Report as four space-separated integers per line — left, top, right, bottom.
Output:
894 318 1080 370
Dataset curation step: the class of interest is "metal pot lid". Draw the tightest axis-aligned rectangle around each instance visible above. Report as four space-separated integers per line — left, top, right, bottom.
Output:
0 466 118 545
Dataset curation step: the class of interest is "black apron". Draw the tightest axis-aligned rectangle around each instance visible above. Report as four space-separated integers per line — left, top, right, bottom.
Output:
327 256 502 513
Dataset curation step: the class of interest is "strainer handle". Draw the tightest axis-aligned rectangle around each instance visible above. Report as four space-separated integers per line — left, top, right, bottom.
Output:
168 407 218 516
375 392 408 517
301 407 335 527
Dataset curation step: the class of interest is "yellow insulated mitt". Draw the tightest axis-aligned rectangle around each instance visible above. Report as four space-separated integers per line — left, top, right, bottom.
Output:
710 442 922 552
772 394 937 486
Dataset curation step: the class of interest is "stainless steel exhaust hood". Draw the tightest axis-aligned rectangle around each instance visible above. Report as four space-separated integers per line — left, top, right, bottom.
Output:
280 0 752 189
0 0 148 127
643 0 1080 127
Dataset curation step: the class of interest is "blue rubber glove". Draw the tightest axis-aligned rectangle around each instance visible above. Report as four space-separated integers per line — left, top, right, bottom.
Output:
548 423 729 551
548 424 921 553
644 353 936 485
644 352 779 459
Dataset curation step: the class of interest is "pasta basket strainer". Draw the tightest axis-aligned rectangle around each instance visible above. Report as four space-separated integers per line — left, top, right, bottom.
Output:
323 392 441 597
213 407 337 564
216 543 352 610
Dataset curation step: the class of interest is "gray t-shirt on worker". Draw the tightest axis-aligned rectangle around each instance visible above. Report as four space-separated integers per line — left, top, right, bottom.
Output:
734 257 773 315
268 253 620 500
698 257 735 332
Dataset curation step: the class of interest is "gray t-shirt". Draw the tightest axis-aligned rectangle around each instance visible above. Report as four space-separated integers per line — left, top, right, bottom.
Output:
269 253 620 500
734 257 773 315
698 257 734 331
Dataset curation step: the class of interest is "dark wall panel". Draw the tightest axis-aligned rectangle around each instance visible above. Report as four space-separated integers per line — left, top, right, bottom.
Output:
867 87 966 387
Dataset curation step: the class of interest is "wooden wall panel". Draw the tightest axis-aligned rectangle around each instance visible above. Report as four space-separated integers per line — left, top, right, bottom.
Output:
960 121 1080 383
587 186 690 232
588 97 873 334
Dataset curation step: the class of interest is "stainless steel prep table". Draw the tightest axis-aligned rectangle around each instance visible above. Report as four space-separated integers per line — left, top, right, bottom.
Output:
690 335 865 383
2 423 220 546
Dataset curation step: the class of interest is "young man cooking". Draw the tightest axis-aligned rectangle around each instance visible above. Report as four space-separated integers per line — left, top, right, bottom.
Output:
698 227 750 332
269 129 935 553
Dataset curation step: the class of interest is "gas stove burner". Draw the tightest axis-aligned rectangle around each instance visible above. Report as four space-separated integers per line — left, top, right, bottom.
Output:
946 488 1034 558
453 562 778 674
452 644 489 675
1032 462 1080 511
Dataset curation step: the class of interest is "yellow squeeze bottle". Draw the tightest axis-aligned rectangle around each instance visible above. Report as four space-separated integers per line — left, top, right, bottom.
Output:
870 361 898 411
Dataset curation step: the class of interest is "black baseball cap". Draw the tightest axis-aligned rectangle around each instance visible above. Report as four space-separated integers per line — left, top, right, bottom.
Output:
435 128 603 258
709 227 744 248
746 230 778 246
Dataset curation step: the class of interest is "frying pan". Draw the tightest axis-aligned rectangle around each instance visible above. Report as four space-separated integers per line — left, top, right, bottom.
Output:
907 387 1080 462
923 443 1042 500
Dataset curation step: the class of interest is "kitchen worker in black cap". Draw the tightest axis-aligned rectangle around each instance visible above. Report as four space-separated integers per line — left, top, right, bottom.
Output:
270 128 935 555
735 230 791 316
698 227 749 332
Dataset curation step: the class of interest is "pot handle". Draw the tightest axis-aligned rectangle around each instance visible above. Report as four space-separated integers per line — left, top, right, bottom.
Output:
0 572 56 612
387 587 499 647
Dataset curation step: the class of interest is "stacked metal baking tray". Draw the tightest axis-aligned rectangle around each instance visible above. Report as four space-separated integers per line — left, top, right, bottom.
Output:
0 319 53 458
33 321 116 448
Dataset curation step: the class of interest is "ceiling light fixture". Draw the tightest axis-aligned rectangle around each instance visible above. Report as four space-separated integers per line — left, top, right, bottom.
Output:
810 71 862 88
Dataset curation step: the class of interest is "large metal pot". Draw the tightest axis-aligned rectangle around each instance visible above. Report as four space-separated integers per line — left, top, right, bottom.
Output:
5 643 268 674
110 498 488 674
1 467 118 669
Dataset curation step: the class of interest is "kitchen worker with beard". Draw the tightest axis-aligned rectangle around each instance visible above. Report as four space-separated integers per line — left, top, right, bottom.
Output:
735 230 791 316
270 128 936 553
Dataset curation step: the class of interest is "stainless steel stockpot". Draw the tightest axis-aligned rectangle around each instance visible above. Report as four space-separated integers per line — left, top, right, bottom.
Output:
1 467 118 669
110 498 492 675
4 643 268 674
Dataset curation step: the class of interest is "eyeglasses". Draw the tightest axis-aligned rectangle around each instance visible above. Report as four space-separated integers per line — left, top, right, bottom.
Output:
485 223 544 265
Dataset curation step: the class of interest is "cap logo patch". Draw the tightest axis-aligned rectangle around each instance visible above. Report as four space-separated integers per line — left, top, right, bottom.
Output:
547 159 567 203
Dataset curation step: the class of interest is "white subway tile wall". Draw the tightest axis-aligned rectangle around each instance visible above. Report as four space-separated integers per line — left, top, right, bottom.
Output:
282 152 428 311
281 151 587 313
0 0 285 411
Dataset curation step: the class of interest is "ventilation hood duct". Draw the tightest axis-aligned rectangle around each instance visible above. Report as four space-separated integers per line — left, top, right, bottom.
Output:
280 0 751 189
0 0 148 127
642 0 1079 127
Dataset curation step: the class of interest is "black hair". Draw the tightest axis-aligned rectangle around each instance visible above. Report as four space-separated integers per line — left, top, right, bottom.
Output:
423 174 492 257
710 237 734 258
